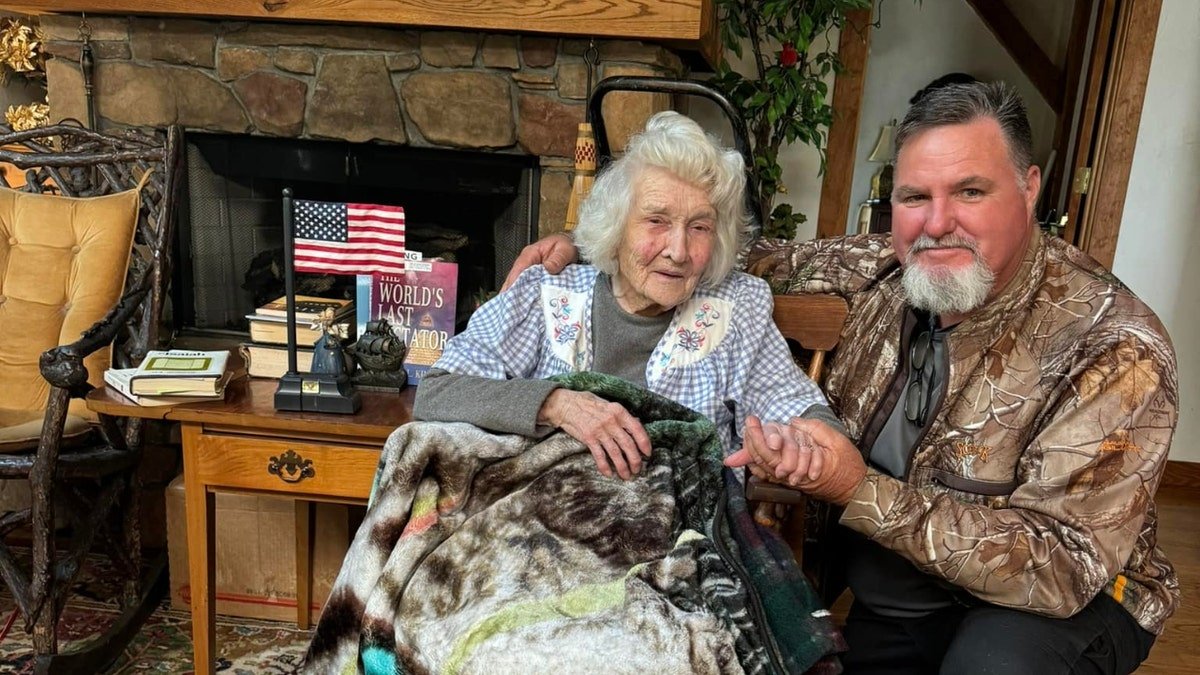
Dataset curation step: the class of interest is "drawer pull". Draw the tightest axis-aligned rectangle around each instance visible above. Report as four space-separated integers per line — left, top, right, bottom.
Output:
268 449 315 484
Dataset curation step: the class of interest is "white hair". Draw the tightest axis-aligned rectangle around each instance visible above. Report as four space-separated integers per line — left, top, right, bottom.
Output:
901 234 995 315
573 111 748 286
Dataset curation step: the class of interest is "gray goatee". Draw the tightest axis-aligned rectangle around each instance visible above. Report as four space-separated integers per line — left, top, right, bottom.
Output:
901 234 995 316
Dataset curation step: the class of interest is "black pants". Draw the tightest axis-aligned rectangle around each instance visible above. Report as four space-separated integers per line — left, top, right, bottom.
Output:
841 593 1156 675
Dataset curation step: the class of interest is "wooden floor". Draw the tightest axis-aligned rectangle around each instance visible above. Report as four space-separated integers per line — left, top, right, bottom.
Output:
827 485 1199 672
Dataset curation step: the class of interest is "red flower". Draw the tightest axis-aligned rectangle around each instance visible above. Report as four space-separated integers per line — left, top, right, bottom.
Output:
779 43 799 67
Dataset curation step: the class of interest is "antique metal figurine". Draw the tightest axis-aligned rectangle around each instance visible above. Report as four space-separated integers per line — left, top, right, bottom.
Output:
349 318 408 392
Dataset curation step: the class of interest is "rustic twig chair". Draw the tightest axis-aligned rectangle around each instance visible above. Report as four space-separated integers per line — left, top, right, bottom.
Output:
0 123 183 672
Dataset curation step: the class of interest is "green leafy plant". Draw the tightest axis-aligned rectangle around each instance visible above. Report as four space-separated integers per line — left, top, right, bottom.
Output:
712 0 872 240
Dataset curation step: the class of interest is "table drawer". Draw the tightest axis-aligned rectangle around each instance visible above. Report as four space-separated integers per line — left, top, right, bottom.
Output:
193 433 380 500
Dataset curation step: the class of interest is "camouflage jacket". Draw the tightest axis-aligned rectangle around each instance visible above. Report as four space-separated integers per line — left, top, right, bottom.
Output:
747 232 1178 635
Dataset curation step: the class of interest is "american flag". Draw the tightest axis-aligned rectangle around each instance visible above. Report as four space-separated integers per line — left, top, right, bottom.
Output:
293 200 406 275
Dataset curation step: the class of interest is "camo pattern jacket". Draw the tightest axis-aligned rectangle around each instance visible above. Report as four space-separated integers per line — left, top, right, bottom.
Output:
747 232 1178 635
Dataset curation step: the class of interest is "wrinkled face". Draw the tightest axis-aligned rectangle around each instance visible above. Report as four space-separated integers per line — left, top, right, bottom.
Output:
891 118 1041 317
613 166 716 316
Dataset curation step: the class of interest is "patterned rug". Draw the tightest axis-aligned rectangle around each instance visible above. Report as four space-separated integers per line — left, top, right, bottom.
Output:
0 548 311 673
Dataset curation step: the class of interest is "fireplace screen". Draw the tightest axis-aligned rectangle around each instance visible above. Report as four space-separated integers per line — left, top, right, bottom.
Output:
175 134 538 334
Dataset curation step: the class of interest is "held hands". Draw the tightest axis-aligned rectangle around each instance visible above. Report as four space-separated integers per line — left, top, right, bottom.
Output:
725 415 867 506
538 389 652 480
501 233 579 291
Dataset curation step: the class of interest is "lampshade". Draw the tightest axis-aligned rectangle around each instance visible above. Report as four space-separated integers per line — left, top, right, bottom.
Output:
867 121 896 163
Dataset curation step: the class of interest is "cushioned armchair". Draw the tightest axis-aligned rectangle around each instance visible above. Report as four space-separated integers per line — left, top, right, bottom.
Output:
0 123 182 671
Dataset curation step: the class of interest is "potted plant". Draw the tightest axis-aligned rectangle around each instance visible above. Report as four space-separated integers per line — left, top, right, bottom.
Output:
712 0 872 240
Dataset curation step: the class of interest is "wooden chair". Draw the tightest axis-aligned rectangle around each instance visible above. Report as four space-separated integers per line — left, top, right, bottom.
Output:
0 123 183 672
746 293 849 602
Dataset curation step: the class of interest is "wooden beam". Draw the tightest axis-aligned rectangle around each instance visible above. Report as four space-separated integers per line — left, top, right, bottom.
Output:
815 9 871 240
1 0 710 42
1076 0 1162 267
1063 0 1118 245
965 0 1065 112
1044 0 1093 219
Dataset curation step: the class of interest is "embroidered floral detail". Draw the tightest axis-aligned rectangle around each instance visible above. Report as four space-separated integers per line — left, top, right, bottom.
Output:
550 295 581 345
676 328 705 352
648 296 731 382
542 284 592 371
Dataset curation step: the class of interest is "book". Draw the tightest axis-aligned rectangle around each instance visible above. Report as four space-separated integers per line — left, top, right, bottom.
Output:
239 343 315 379
356 258 457 385
255 295 354 321
106 367 232 405
129 349 231 396
246 314 351 347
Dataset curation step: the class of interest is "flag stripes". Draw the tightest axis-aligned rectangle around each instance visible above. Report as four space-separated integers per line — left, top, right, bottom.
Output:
294 200 406 275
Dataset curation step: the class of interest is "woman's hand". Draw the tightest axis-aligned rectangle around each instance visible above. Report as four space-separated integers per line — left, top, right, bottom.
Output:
538 389 652 480
726 415 867 506
501 233 579 291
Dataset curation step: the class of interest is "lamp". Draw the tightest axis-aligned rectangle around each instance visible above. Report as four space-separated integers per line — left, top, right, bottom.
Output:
867 120 896 200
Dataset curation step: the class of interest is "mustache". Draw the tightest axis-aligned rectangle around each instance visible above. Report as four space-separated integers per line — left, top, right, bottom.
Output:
906 234 981 258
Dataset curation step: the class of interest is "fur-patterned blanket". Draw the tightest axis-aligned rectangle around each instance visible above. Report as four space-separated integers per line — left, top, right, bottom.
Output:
302 373 844 674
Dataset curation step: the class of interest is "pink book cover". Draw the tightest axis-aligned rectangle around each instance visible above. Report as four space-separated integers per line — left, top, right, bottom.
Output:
356 261 458 384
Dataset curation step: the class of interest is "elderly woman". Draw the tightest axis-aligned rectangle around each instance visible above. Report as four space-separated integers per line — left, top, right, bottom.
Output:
414 111 839 479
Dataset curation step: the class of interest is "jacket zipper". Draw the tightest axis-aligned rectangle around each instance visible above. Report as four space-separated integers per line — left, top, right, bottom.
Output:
712 483 787 674
856 308 917 459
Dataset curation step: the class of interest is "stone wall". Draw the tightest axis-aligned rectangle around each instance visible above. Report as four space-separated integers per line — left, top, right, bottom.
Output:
39 16 685 236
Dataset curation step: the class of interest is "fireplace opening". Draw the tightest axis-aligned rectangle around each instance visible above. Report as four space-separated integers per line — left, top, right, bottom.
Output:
174 133 539 337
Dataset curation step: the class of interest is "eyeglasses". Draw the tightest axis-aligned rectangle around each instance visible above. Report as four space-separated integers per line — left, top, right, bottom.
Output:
904 328 933 426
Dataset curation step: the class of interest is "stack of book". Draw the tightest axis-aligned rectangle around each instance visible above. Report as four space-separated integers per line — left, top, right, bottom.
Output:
241 295 354 379
105 349 234 406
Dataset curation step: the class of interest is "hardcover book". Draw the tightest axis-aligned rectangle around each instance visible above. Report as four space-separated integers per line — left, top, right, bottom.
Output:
105 368 232 405
355 259 457 385
245 313 351 347
255 295 354 321
239 343 315 379
129 349 231 396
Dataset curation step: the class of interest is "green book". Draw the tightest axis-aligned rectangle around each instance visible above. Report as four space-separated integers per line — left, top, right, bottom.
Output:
129 349 231 396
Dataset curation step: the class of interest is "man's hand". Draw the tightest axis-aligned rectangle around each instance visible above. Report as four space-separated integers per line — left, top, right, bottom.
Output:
726 416 867 506
501 233 579 291
538 389 652 480
726 416 822 484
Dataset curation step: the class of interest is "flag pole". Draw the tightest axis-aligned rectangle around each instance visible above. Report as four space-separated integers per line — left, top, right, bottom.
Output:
274 187 305 411
282 187 299 375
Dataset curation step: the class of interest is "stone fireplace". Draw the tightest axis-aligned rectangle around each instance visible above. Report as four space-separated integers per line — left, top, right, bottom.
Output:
38 15 686 331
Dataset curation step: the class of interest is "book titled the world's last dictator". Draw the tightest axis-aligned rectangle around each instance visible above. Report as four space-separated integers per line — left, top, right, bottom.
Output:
355 260 457 385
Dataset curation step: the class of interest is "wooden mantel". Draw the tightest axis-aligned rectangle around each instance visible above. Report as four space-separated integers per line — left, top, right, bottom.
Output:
5 0 720 66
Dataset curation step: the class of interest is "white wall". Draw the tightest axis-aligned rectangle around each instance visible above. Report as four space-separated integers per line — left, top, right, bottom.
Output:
1111 0 1200 464
843 0 1061 233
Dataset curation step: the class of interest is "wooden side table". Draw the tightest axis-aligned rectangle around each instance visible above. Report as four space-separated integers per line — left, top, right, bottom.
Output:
87 376 414 675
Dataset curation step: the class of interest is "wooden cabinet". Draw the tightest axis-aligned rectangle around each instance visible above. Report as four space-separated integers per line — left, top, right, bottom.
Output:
89 377 414 675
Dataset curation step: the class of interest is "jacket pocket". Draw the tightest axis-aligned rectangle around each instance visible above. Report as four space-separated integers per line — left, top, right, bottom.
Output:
928 468 1018 496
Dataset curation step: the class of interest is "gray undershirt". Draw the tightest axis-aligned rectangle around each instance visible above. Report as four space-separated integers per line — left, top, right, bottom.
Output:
846 312 964 618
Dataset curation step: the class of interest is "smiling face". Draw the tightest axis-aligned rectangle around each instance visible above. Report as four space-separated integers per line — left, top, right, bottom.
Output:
891 117 1041 322
612 166 717 316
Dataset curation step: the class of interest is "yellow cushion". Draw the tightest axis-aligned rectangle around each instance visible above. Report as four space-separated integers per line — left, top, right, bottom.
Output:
0 185 140 425
0 408 92 453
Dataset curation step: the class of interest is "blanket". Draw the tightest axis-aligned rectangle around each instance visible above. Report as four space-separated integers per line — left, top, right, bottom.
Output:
303 373 844 674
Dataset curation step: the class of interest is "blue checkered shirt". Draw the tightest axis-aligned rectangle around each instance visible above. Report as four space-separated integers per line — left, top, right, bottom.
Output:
433 265 828 454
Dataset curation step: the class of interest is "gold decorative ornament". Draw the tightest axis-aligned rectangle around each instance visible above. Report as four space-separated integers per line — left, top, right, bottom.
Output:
5 102 50 131
0 17 46 83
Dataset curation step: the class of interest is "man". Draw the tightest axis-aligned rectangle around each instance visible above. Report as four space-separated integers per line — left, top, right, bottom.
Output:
505 81 1177 674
